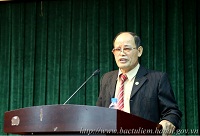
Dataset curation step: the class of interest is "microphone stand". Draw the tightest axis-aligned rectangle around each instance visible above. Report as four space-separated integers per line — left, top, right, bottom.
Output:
63 69 100 105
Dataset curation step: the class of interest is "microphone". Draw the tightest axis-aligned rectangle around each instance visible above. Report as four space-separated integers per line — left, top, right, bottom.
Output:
63 69 100 105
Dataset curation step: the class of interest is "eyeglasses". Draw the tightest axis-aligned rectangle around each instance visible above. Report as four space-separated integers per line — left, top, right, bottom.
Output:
112 47 137 55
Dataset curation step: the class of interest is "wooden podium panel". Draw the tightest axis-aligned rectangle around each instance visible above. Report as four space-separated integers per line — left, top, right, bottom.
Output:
4 104 162 135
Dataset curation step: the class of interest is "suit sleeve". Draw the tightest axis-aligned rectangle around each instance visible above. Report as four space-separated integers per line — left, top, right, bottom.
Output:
158 73 182 129
96 74 105 107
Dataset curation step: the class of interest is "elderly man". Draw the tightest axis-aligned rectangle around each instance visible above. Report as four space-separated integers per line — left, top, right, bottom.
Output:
96 32 182 135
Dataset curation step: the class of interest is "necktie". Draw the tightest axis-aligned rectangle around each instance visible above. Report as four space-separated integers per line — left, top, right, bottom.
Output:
117 74 127 110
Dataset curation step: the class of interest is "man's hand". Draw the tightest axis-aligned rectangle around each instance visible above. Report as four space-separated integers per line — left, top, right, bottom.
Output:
159 120 176 135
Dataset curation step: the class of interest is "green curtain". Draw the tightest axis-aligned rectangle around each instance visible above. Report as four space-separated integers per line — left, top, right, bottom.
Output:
0 0 199 134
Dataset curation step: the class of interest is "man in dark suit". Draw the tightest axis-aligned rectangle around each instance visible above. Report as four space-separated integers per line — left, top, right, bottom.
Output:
96 32 182 135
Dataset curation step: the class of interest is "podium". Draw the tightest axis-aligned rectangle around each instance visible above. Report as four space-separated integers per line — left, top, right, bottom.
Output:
4 104 162 135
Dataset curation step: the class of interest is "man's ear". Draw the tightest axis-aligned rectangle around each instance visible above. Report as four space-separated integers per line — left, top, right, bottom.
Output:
137 46 143 57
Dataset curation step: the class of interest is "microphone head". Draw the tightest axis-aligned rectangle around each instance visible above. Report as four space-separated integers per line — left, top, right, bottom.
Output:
93 69 100 76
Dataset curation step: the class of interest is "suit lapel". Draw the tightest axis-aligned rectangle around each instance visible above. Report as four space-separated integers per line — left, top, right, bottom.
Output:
130 66 148 98
109 71 118 98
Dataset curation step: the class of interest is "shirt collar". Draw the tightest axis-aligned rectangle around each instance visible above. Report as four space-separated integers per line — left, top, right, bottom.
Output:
118 63 140 81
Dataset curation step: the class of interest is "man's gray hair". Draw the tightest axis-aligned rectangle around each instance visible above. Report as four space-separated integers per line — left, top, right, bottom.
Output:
113 32 141 48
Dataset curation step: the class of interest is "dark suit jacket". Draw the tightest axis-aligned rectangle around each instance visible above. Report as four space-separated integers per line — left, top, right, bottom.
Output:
96 66 182 129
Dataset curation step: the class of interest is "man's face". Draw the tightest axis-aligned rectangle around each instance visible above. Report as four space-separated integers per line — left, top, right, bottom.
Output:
113 33 142 73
